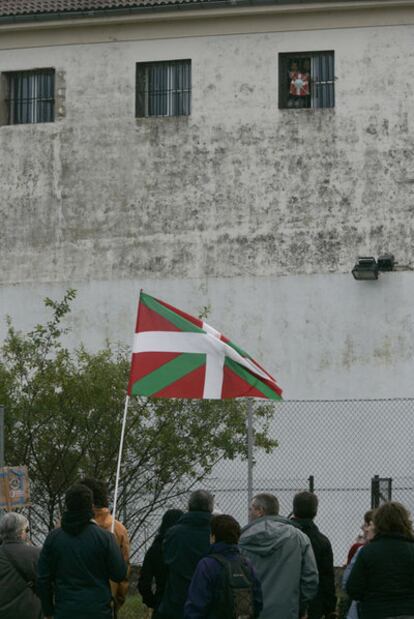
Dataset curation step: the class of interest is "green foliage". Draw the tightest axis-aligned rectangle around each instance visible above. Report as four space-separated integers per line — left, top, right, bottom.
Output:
0 291 277 553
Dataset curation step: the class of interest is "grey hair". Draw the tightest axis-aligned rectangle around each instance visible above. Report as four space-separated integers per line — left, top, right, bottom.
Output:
188 489 214 513
253 493 279 516
0 512 29 542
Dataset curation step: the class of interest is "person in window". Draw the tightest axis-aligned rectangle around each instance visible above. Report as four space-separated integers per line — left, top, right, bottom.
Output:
346 501 414 619
288 60 310 109
0 512 42 619
138 508 184 618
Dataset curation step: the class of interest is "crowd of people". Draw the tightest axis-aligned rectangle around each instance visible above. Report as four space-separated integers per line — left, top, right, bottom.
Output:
0 480 414 619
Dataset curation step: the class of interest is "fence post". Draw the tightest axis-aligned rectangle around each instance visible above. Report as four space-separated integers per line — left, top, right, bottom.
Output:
371 474 380 509
0 405 4 467
308 475 314 493
247 399 254 520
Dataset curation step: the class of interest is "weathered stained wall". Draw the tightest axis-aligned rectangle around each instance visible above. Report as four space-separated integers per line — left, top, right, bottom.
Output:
1 24 414 284
1 18 414 399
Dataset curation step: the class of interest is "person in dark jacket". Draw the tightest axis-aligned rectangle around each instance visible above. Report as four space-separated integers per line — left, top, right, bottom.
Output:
138 508 184 617
0 512 42 619
346 501 414 619
158 489 214 619
81 477 130 613
184 514 263 619
291 491 337 619
37 484 127 619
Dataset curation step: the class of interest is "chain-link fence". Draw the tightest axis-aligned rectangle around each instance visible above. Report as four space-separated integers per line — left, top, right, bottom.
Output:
206 398 414 566
2 398 413 566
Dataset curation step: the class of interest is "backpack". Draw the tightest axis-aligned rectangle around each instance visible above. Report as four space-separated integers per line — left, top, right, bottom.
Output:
210 553 255 619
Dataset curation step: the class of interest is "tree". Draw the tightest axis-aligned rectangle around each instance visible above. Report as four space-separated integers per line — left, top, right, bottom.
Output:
0 291 277 557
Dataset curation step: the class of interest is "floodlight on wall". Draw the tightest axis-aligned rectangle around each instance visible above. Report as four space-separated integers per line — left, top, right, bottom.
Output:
352 257 379 280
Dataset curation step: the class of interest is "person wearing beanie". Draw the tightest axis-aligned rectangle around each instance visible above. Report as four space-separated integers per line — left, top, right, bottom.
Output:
37 484 127 619
81 477 130 613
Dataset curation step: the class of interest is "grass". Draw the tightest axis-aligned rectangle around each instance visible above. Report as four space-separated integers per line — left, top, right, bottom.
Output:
119 582 350 619
118 596 149 619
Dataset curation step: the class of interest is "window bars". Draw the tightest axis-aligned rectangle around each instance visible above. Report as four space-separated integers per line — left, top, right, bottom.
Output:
279 51 335 109
7 69 55 124
136 60 191 118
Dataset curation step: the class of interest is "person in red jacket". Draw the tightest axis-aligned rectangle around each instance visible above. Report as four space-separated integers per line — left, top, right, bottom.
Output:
346 510 374 565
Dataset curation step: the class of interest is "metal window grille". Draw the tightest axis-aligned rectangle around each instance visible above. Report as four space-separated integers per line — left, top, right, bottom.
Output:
136 60 191 118
279 51 334 109
7 69 55 125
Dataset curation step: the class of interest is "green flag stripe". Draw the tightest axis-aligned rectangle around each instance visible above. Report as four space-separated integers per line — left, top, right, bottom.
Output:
224 357 282 400
140 293 205 334
226 339 251 359
131 353 206 396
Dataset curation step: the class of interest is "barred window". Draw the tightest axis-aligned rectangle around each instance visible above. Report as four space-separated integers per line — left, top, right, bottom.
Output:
6 69 55 124
279 52 334 110
136 60 191 118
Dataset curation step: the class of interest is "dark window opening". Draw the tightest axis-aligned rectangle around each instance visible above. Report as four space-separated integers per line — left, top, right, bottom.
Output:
136 59 191 118
6 69 55 124
279 52 334 109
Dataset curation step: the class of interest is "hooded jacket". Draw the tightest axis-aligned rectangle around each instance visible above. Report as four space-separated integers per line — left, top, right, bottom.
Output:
37 520 127 619
239 515 319 619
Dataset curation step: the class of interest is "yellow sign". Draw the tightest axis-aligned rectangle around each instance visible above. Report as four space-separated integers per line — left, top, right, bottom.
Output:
0 466 30 509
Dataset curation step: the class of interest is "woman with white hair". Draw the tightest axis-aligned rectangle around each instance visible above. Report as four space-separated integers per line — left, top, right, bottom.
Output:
0 511 42 619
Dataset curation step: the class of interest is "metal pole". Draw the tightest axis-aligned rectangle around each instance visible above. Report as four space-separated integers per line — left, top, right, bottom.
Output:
308 475 314 493
112 396 129 532
247 399 254 520
0 406 4 467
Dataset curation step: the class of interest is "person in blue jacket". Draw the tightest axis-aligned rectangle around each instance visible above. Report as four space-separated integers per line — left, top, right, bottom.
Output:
184 514 263 619
37 483 127 619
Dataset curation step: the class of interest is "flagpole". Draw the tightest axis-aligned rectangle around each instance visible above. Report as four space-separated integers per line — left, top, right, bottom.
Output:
112 395 130 533
247 398 254 520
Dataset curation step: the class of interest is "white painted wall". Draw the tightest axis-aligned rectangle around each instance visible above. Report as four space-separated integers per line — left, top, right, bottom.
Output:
1 271 413 400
